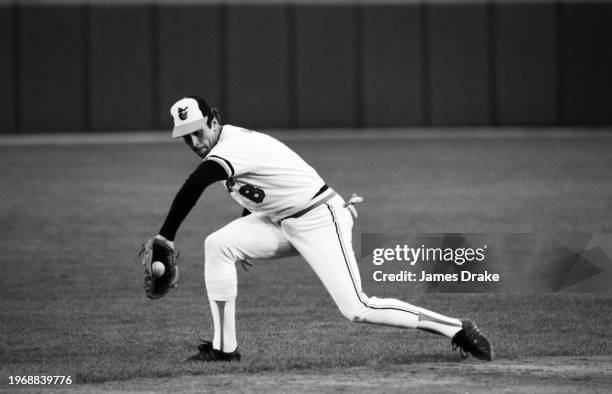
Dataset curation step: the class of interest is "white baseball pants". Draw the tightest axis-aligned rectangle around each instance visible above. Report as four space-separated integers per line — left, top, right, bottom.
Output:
204 194 462 333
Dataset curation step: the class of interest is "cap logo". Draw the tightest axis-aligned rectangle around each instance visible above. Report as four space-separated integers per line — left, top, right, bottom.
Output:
178 106 188 121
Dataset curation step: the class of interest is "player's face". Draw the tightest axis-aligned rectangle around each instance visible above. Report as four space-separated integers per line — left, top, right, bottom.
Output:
183 119 220 158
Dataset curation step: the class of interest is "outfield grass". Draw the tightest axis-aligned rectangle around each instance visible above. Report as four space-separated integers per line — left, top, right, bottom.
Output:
1 131 611 390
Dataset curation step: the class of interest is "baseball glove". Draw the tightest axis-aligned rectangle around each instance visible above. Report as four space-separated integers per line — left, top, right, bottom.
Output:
139 235 179 299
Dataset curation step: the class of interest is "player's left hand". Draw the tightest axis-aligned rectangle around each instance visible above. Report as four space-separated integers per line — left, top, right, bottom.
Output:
139 235 179 299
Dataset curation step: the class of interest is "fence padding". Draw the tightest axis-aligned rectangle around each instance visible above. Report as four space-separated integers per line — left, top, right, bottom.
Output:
227 5 291 128
0 7 14 133
428 3 490 126
158 5 221 130
295 5 356 128
362 5 423 127
495 3 557 125
90 5 153 130
561 2 612 125
20 6 84 132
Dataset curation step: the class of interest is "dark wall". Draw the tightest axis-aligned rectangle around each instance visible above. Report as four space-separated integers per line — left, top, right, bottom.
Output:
561 2 612 125
295 5 357 128
362 4 423 127
2 1 612 133
428 3 490 126
19 6 85 131
158 5 221 130
89 6 154 130
495 2 557 125
227 5 291 128
0 6 15 133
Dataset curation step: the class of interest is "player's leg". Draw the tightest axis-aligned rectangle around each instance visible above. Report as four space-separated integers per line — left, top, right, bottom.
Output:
281 195 464 337
192 214 296 360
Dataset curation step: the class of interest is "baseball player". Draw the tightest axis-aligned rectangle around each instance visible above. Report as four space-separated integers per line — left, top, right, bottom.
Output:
153 96 493 362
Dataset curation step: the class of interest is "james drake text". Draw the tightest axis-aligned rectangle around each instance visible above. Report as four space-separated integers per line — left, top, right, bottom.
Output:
373 270 500 282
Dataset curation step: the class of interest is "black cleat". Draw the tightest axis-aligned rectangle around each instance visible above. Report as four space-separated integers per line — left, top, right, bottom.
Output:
451 319 493 361
185 340 242 362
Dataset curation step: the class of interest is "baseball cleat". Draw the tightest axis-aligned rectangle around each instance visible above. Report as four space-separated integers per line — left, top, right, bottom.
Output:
451 319 493 361
184 340 242 362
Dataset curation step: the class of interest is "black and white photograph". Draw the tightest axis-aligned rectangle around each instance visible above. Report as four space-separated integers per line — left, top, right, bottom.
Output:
1 0 611 392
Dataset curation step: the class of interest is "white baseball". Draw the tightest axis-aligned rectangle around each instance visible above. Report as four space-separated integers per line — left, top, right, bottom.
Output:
151 261 165 277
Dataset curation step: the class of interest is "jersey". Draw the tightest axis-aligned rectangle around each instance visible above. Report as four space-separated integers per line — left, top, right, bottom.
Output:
204 125 326 222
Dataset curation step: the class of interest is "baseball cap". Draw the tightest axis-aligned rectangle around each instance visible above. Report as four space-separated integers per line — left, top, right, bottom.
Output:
170 97 208 138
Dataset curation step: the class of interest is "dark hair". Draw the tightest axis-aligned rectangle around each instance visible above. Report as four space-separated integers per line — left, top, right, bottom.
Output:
187 95 220 128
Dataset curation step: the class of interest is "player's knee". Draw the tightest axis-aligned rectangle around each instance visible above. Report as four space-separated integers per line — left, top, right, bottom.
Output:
204 234 237 299
204 231 234 258
204 232 222 253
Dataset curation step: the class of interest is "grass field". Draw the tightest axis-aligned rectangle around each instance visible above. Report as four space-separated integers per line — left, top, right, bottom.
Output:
1 129 611 393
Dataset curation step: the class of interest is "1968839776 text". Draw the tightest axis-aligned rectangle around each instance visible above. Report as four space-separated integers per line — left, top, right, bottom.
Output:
8 376 72 385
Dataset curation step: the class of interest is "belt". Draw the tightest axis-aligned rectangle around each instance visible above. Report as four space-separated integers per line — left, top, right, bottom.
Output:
281 186 336 221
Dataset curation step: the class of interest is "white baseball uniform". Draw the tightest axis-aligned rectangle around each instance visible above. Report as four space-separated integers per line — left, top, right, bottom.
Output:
201 125 464 348
160 97 493 360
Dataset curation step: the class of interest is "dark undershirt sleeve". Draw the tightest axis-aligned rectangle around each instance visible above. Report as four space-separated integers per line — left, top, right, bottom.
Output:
159 160 229 241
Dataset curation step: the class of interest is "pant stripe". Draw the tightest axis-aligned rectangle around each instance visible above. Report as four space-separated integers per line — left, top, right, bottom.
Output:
325 203 418 316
